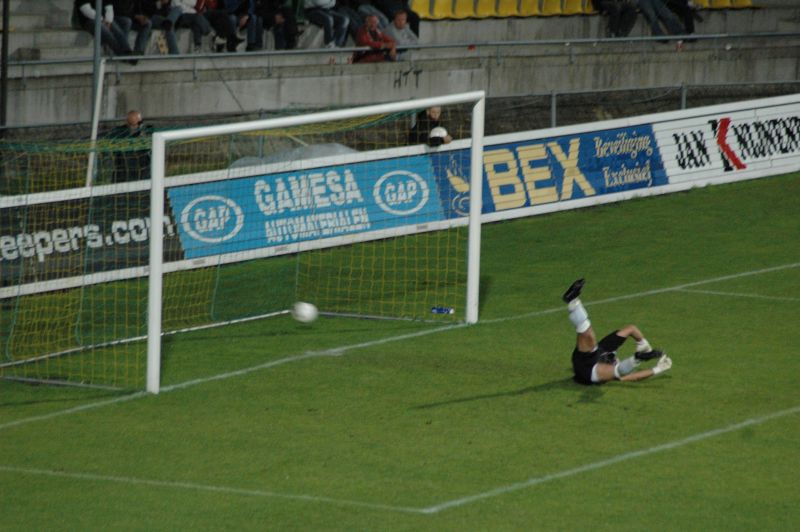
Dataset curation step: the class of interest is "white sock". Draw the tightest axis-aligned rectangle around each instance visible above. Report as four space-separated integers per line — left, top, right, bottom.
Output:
614 355 640 378
567 298 591 333
636 338 652 353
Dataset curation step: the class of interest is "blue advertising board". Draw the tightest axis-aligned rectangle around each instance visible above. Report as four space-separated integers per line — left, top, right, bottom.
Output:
168 125 668 258
432 124 668 216
168 155 447 259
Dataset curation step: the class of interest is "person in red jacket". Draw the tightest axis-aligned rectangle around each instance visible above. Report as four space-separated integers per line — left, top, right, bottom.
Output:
353 14 396 63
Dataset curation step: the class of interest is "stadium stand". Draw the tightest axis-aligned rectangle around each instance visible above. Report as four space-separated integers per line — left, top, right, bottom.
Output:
4 0 797 126
1 0 770 60
475 0 498 18
518 0 541 17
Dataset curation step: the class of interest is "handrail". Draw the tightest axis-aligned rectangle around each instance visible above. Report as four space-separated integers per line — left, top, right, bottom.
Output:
6 30 800 68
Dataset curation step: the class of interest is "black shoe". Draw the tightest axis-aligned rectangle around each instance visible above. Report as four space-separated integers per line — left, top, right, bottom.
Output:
226 36 245 52
635 349 663 361
562 278 585 303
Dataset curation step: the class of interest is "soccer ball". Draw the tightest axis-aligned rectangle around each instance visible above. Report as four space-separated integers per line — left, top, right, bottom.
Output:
291 301 319 323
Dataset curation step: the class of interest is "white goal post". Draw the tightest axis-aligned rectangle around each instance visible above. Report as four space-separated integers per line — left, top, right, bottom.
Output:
147 92 486 394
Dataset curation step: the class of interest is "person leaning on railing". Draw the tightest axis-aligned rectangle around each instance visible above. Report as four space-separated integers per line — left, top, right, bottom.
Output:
353 13 396 62
105 110 152 183
383 9 416 60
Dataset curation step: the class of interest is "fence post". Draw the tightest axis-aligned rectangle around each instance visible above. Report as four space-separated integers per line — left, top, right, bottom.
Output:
681 83 688 110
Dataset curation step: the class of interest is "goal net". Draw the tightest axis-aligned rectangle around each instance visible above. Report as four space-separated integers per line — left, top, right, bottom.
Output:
0 92 485 393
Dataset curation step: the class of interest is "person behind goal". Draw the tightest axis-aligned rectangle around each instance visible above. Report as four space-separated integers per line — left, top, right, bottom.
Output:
563 279 672 384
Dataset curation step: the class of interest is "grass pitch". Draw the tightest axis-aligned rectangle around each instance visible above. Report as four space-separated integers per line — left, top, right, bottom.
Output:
2 172 799 530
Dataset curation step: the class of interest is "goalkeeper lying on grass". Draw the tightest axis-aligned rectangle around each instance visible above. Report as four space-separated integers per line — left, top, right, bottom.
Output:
563 279 672 385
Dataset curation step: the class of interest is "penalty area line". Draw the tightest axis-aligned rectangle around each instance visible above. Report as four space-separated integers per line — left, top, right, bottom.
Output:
0 465 427 515
676 288 800 303
420 404 800 514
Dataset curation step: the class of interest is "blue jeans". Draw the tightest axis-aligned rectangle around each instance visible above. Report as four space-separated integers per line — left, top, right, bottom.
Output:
151 6 183 54
637 0 685 36
177 13 212 46
305 8 349 47
248 15 264 49
79 18 132 56
116 16 152 54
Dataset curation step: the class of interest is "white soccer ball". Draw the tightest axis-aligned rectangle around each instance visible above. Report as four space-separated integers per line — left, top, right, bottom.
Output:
291 301 319 323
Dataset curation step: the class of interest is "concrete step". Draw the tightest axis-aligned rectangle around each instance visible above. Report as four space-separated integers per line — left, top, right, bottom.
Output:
8 0 75 14
4 29 92 51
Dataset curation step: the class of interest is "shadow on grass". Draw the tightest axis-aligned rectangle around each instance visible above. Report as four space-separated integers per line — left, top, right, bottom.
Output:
411 376 604 410
479 275 492 314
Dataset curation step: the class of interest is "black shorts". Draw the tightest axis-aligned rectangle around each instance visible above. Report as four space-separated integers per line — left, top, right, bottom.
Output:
571 331 627 385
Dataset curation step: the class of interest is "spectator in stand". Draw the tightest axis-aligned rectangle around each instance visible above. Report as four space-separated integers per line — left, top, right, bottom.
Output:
136 0 182 54
666 0 702 38
356 0 389 29
113 0 180 55
383 9 416 60
197 0 245 52
590 0 637 38
74 0 134 58
353 14 395 62
112 0 152 56
637 0 685 39
370 0 418 36
336 0 366 42
173 0 213 52
252 0 298 50
305 0 349 48
107 110 151 182
408 106 451 146
222 0 257 50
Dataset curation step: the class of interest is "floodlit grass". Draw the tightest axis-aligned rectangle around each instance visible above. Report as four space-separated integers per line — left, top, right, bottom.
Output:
2 173 799 530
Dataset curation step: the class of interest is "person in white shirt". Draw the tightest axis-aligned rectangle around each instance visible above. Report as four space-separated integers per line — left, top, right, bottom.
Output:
74 0 134 57
383 9 416 60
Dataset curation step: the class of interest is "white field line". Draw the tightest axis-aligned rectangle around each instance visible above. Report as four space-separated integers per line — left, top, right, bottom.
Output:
2 403 799 515
420 404 800 514
2 261 798 434
0 465 426 515
676 288 800 303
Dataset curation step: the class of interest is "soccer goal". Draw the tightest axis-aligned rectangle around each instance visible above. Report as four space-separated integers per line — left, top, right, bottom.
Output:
0 92 485 393
147 92 485 393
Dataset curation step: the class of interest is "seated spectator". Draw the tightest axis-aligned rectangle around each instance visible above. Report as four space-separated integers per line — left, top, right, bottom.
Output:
271 7 298 49
305 0 349 48
353 14 395 62
408 106 451 146
106 110 151 182
222 0 258 50
356 0 388 29
371 0 418 36
136 0 182 54
383 9 416 60
74 0 133 58
112 0 152 55
590 0 637 38
197 0 245 51
336 0 365 42
637 0 685 38
253 0 298 50
174 0 213 52
666 0 702 38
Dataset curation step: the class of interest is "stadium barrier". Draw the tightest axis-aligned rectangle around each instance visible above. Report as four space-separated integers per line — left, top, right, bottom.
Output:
3 92 798 300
